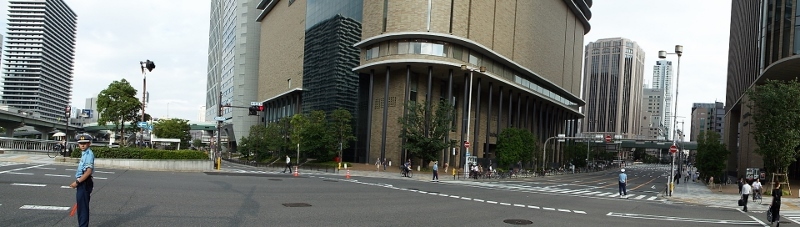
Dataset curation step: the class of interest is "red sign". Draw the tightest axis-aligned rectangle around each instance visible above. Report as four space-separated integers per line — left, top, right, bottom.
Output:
605 135 612 143
464 141 471 149
669 145 678 153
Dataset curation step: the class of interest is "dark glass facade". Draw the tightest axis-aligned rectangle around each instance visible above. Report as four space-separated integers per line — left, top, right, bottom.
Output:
306 0 363 30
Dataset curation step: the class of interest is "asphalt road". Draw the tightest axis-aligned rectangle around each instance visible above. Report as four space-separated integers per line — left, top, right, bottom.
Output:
0 162 783 226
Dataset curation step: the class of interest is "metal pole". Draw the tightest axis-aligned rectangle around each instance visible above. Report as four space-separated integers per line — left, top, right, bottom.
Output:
141 72 146 148
464 70 473 177
216 91 222 167
669 54 681 196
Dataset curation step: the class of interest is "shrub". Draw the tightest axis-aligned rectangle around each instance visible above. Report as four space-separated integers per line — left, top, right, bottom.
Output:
70 147 207 160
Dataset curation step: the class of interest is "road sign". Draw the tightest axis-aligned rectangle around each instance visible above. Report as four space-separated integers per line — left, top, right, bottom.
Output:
605 135 612 143
214 116 226 121
464 141 471 149
669 145 678 153
250 102 261 106
137 121 148 128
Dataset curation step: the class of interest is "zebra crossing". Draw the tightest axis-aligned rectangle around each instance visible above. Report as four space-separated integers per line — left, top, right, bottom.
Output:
780 211 800 225
0 161 20 167
447 181 664 201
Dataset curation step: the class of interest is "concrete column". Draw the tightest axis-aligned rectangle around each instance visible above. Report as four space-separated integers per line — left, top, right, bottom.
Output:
34 126 55 140
0 121 23 137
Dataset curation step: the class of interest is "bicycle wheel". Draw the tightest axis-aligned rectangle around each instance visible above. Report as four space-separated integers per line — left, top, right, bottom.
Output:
47 144 60 158
408 171 413 178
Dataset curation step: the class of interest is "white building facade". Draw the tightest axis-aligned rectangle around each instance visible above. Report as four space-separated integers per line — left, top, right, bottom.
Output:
1 0 77 122
205 0 261 142
651 60 673 139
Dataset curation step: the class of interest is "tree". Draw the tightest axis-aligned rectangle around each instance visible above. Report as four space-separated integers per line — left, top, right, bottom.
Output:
495 127 536 169
747 79 800 176
330 108 356 160
97 79 141 146
267 118 291 156
694 131 728 181
562 143 588 168
238 125 269 160
152 118 192 148
302 110 336 160
289 114 308 158
192 138 203 150
398 100 456 166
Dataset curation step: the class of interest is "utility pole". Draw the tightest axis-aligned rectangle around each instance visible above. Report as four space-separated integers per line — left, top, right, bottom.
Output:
216 91 222 169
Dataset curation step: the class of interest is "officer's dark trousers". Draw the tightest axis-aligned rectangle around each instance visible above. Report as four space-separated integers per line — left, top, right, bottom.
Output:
76 178 93 227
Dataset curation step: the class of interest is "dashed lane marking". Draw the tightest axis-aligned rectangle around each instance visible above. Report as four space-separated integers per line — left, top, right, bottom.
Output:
6 172 33 175
44 174 71 178
0 164 47 174
20 205 70 211
11 183 45 187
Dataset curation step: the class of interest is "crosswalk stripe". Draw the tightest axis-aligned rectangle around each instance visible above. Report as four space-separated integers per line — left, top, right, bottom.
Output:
634 195 646 199
647 196 657 200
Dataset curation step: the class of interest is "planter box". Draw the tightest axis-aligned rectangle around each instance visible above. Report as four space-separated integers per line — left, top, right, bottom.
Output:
94 159 212 172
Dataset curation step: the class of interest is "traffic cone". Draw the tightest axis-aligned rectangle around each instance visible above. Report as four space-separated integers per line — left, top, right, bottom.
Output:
346 169 350 179
293 166 298 177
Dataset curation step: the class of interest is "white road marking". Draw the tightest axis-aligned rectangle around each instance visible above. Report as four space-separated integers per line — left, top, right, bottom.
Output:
449 195 459 198
558 209 571 212
45 174 71 178
647 196 657 200
499 202 511 206
11 183 46 187
634 195 646 200
20 205 70 211
460 197 472 201
607 212 761 225
513 204 526 208
94 177 107 180
34 167 55 170
574 210 587 214
527 205 540 209
473 199 484 202
0 164 47 174
61 186 72 189
542 207 555 211
486 201 498 204
6 172 33 175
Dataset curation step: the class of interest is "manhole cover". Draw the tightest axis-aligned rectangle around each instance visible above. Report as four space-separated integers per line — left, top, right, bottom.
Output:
268 179 282 181
503 219 533 225
282 203 311 207
323 179 338 182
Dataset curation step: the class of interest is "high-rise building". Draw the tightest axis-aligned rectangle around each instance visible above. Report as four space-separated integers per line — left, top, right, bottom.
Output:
257 0 590 165
582 37 645 138
1 0 77 122
723 0 800 177
205 0 262 143
651 60 673 138
640 87 666 139
198 105 206 122
690 102 724 142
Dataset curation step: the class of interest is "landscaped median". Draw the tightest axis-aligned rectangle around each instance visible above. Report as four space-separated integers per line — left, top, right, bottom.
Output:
63 147 211 172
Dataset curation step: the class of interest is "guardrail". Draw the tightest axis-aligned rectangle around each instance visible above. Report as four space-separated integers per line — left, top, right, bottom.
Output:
0 137 76 154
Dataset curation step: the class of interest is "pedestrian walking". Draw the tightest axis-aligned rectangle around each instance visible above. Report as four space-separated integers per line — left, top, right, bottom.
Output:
738 178 744 194
282 155 292 173
770 181 782 225
618 169 628 199
741 180 752 212
69 134 95 227
432 161 439 182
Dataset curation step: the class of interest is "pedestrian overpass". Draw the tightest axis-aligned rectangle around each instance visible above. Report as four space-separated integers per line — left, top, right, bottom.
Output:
0 109 82 139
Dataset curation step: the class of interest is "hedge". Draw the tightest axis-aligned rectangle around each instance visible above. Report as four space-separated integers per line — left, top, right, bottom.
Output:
70 147 207 160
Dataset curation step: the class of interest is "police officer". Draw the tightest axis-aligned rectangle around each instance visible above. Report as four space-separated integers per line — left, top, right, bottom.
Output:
69 134 95 227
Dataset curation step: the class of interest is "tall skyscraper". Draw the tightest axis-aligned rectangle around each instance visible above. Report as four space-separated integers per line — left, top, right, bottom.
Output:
690 102 724 142
582 37 645 138
723 0 800 177
1 0 77 122
640 87 666 139
205 0 261 142
651 60 673 138
198 105 206 122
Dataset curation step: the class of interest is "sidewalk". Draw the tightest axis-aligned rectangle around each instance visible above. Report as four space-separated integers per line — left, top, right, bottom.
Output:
669 178 800 211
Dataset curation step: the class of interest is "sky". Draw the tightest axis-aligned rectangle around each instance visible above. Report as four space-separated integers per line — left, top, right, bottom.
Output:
0 0 211 122
584 0 731 140
0 0 731 139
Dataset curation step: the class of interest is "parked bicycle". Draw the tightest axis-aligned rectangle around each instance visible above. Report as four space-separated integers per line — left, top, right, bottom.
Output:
48 143 63 158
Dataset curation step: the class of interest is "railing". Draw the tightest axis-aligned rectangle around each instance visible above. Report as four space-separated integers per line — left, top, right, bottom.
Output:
0 137 76 153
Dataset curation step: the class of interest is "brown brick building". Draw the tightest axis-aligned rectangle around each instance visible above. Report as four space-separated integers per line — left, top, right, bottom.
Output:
256 0 592 169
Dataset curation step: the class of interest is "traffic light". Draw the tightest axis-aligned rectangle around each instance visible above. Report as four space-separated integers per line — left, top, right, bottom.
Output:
248 106 258 116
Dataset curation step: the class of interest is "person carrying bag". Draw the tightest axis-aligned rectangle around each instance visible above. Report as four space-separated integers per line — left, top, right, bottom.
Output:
768 181 782 226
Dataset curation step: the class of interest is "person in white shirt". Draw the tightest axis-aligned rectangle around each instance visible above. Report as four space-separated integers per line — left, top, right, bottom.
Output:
282 155 292 173
741 181 752 212
752 179 762 201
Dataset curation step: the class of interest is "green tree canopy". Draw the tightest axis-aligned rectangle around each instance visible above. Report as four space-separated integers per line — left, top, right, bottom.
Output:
330 108 356 159
563 143 589 168
302 110 336 161
694 131 728 181
97 79 141 146
398 100 455 165
747 79 800 175
495 127 536 169
152 118 192 148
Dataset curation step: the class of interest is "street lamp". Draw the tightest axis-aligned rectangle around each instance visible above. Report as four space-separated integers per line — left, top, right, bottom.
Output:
139 60 155 147
460 64 485 177
659 45 683 196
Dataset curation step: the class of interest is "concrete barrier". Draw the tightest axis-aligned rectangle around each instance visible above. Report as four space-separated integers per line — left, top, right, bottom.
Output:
93 159 212 172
